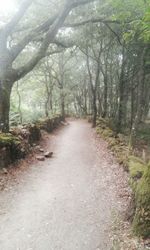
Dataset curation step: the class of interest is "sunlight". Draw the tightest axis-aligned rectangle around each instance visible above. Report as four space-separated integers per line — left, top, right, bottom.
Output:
0 0 16 13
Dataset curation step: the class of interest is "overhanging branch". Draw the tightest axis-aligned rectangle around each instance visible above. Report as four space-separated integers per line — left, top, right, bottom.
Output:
11 0 99 81
4 0 33 35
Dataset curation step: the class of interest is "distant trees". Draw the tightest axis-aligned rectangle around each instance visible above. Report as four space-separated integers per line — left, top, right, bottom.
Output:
72 0 150 135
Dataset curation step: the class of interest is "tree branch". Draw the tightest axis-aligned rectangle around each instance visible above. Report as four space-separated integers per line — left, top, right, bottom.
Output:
14 2 73 81
14 49 63 81
13 0 97 81
4 0 33 35
10 15 57 62
64 18 121 28
52 39 74 49
9 0 95 61
104 23 123 46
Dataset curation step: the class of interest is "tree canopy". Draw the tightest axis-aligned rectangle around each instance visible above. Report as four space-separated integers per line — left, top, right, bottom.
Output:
0 0 149 134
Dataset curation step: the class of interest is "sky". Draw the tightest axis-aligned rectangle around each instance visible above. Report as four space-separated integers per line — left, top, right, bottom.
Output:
0 0 16 14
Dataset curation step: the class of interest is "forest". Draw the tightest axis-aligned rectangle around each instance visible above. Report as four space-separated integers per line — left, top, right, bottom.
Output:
0 0 150 249
0 0 148 132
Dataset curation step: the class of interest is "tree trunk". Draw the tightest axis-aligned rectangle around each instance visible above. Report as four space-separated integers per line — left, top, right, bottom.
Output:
117 75 125 132
45 101 49 118
117 46 126 133
45 94 50 118
61 99 65 121
16 81 23 124
131 84 135 129
60 90 65 121
92 92 97 128
102 76 108 118
129 47 147 147
0 80 12 132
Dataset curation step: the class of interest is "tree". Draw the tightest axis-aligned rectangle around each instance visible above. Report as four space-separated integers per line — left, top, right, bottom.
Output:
0 0 97 132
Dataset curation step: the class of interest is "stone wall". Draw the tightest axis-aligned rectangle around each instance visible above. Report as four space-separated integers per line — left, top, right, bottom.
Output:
0 116 63 169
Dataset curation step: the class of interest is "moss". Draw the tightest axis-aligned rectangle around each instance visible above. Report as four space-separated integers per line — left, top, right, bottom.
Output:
107 138 117 147
0 133 24 168
102 128 114 137
96 126 114 138
96 117 108 126
129 155 145 165
133 163 150 238
36 115 62 133
128 156 146 179
0 133 20 147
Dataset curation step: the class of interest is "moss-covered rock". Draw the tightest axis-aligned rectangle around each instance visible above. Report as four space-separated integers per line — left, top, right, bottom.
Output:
0 133 26 168
128 156 145 179
133 163 150 238
28 124 41 145
37 116 62 133
11 124 41 146
127 156 146 193
0 133 20 146
0 124 42 168
0 116 62 169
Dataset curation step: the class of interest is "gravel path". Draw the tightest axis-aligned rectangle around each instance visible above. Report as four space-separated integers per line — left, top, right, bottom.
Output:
0 120 130 250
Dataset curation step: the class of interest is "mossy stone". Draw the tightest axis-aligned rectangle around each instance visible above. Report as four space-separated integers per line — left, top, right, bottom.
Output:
133 163 150 238
0 133 20 147
128 156 146 179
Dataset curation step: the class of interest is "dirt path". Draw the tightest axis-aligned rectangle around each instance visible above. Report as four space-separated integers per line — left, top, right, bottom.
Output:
0 120 130 250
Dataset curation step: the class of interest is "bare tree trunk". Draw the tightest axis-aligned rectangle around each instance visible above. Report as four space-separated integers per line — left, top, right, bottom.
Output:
45 99 49 117
16 81 23 124
86 48 100 128
130 47 147 146
45 91 52 117
131 84 135 129
102 76 108 118
60 90 65 121
92 92 97 127
117 46 126 133
0 80 12 132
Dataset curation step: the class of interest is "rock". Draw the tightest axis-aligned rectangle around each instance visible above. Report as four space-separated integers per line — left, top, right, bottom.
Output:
28 124 41 145
37 116 62 133
35 146 44 152
39 148 44 152
44 152 53 158
36 155 45 161
61 121 68 126
35 145 40 150
2 168 8 174
21 148 26 153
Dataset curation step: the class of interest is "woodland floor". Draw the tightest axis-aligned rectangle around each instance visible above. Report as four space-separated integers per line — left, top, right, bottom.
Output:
0 120 148 250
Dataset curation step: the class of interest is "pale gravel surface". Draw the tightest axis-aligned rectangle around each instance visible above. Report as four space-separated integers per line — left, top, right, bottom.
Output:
0 120 131 250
